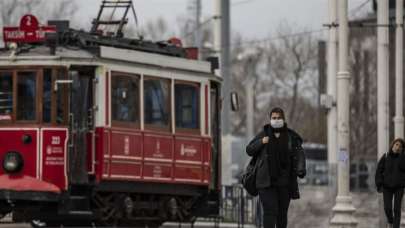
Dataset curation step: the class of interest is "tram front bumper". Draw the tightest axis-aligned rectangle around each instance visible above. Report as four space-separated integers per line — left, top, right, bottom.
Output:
0 174 61 202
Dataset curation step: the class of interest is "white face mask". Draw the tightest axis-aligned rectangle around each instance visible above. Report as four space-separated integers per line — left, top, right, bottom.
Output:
270 119 284 129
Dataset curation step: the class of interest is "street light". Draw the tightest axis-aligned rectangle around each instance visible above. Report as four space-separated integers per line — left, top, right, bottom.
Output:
329 0 357 226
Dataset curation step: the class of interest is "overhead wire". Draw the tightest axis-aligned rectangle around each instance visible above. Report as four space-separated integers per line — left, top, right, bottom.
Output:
231 28 327 48
232 1 371 48
182 0 256 39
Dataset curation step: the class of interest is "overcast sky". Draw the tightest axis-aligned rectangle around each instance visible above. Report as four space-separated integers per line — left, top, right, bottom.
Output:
74 0 372 40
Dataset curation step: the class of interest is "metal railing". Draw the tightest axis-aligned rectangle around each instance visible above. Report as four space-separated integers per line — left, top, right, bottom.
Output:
221 185 260 227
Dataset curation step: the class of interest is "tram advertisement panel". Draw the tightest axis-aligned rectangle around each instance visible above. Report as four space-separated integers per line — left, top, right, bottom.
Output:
41 128 68 190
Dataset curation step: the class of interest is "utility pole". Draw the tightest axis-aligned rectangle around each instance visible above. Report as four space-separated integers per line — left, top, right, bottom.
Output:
246 79 254 141
329 0 357 226
195 0 202 59
327 0 338 199
214 0 232 186
221 0 231 137
245 55 258 141
377 0 390 227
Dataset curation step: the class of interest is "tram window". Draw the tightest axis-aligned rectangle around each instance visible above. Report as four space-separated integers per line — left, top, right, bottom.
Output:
144 78 170 128
56 69 68 124
43 69 52 123
0 72 13 120
17 72 36 121
175 83 199 129
111 74 139 124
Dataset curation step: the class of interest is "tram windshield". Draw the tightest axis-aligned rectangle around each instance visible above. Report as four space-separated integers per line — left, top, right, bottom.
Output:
17 71 37 121
0 68 68 125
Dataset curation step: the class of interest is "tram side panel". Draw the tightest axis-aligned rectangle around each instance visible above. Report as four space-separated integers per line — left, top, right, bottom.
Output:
96 128 211 186
92 70 212 186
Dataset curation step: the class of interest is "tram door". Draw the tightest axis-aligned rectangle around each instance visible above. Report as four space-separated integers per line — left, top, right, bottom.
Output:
210 82 221 190
69 67 95 184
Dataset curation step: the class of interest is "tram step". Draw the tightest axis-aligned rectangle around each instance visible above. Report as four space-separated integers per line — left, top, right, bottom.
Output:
67 195 91 212
67 210 93 216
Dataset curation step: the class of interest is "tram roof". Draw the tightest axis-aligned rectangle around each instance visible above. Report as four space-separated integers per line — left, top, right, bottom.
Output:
0 44 219 77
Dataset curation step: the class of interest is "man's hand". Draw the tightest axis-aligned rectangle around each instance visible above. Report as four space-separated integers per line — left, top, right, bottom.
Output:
297 170 306 178
262 136 269 144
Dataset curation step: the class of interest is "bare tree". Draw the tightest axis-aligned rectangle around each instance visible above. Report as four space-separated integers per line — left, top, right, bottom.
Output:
230 22 322 143
133 17 172 41
349 26 378 160
230 35 266 136
0 0 78 27
264 22 318 128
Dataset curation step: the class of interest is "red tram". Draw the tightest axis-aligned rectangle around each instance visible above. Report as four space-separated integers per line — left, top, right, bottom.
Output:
0 11 222 228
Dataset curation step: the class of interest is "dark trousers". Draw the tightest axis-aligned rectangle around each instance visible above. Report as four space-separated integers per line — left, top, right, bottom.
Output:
383 187 404 228
259 187 291 228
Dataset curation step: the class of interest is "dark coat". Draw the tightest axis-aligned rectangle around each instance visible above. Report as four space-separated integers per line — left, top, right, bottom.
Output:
245 125 306 200
375 151 405 191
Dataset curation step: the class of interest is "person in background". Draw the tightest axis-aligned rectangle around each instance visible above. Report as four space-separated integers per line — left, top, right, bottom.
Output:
246 107 306 228
375 138 405 228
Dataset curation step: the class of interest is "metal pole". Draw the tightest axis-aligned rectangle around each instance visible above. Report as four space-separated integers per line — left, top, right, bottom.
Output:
221 0 231 136
395 0 404 139
195 0 202 60
221 0 233 184
245 56 256 141
327 0 338 198
213 0 221 75
240 186 245 228
377 0 390 227
329 0 357 226
214 0 233 185
394 1 405 226
246 79 254 141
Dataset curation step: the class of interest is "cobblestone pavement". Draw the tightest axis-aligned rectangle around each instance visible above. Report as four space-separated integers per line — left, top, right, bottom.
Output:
288 185 379 228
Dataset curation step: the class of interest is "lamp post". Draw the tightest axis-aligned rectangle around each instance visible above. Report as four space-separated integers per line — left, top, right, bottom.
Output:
394 0 404 139
327 0 338 198
329 0 357 226
393 0 405 226
377 0 390 226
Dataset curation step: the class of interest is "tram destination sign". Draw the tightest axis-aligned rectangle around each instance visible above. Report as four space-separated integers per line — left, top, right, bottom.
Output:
3 15 56 44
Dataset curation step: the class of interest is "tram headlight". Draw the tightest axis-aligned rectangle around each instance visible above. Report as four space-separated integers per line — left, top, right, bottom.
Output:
2 152 23 174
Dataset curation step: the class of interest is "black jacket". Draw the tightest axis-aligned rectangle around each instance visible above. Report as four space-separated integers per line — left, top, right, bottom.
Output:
375 151 405 191
246 125 306 199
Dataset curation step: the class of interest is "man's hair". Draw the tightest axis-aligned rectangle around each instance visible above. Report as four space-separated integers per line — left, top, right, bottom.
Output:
269 107 285 119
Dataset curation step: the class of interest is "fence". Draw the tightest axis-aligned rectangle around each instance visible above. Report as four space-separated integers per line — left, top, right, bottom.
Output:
221 185 260 227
